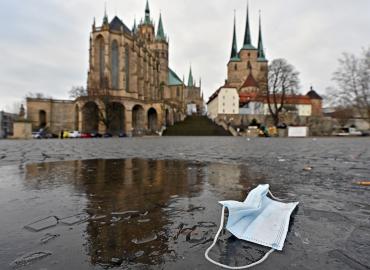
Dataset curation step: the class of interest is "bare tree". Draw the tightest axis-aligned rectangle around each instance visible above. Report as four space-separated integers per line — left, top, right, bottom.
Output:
328 47 370 123
69 86 87 99
267 59 300 126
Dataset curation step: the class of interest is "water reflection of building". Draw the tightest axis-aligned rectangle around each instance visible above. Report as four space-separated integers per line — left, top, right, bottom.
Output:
24 158 257 267
25 159 204 266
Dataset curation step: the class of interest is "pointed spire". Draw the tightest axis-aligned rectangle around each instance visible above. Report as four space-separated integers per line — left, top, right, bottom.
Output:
188 66 194 87
144 0 151 24
156 13 166 41
230 12 240 61
103 2 109 25
257 11 267 61
132 18 137 33
242 1 255 50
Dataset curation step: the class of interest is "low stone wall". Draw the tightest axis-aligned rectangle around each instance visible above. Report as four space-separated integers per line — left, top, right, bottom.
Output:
213 114 344 137
13 122 33 139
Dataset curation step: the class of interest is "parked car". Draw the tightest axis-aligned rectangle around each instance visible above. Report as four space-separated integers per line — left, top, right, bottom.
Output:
103 133 113 138
119 132 127 138
32 132 42 139
62 131 69 138
91 132 102 138
80 133 92 139
68 131 81 138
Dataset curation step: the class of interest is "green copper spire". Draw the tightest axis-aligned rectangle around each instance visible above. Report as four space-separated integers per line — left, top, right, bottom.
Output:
144 0 151 24
103 2 109 25
242 1 255 50
257 12 267 61
230 14 240 61
188 66 194 87
156 13 166 41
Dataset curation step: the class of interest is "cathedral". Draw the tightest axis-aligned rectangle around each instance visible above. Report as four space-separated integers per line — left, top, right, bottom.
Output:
26 1 204 136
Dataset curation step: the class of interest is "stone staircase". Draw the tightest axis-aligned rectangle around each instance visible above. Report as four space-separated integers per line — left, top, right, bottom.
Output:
163 116 232 136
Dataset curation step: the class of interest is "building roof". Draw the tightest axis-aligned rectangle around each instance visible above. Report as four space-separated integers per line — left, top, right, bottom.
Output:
156 13 166 41
240 73 259 89
207 85 236 104
257 14 267 62
168 68 183 86
110 16 131 34
230 15 240 61
188 67 194 87
144 0 152 25
306 88 323 100
239 92 265 104
239 93 313 105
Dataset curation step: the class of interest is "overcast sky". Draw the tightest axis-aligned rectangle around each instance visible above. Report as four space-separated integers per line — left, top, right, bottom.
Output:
0 0 369 112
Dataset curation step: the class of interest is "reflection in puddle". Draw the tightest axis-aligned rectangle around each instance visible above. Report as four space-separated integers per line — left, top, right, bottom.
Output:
0 159 260 269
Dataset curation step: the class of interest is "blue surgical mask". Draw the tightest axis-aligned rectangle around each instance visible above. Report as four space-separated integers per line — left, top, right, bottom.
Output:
205 184 299 269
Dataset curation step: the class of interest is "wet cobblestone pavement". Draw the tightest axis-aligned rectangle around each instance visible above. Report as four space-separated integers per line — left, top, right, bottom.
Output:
0 137 369 269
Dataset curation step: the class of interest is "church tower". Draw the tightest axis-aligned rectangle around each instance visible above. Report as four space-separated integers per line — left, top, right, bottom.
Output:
226 2 268 94
138 0 155 42
150 13 169 89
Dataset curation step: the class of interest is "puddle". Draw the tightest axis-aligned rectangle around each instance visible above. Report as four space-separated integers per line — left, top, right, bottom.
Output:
0 159 255 269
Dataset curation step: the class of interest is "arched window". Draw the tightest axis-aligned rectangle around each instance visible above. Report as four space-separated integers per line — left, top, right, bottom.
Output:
111 40 119 89
95 36 105 87
234 64 237 71
39 110 46 128
125 46 130 91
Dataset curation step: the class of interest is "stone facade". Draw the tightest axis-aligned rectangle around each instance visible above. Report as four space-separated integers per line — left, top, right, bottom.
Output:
26 1 203 136
13 122 33 139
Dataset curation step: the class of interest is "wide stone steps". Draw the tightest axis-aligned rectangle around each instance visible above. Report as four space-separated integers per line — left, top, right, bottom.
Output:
163 116 231 136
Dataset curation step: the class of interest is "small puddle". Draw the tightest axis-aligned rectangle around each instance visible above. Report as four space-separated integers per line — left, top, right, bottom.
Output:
0 159 258 269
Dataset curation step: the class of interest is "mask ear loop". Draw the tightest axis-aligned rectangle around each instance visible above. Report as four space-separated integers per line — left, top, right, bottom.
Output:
205 206 275 269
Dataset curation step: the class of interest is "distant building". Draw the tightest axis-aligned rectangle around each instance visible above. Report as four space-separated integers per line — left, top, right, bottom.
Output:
239 87 323 117
207 87 239 119
26 0 203 136
184 67 205 115
207 5 323 123
0 111 18 138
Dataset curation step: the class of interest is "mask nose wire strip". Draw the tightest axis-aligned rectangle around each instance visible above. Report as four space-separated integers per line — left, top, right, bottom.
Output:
205 205 275 269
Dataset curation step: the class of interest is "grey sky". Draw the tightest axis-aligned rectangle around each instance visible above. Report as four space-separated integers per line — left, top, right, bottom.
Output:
0 0 369 111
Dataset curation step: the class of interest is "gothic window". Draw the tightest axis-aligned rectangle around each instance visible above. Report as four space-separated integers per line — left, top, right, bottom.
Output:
176 87 180 97
125 46 130 91
96 36 105 87
234 64 237 71
111 40 119 89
